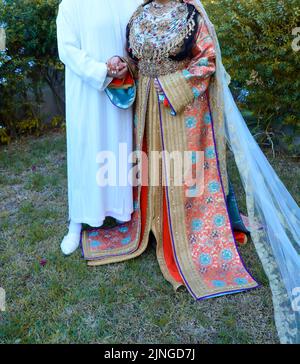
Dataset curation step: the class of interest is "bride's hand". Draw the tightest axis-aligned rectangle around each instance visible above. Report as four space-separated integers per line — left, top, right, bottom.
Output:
114 63 128 79
107 56 127 78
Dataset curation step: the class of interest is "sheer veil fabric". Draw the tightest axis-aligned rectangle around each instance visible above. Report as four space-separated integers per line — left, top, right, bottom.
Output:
186 0 300 343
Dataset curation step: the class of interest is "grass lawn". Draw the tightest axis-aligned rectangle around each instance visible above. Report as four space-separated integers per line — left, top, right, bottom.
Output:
0 131 299 344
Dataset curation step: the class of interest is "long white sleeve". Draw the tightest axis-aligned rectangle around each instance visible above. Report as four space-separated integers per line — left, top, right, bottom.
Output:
56 1 109 91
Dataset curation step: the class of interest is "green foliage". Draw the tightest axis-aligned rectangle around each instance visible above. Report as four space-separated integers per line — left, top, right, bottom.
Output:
0 0 63 143
0 0 299 153
203 0 300 154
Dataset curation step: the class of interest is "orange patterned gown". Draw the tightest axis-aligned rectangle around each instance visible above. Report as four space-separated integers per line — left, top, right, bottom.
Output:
82 0 259 300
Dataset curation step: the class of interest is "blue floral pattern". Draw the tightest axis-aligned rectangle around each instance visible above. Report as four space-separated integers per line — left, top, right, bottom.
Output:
204 112 211 125
199 253 212 266
205 146 216 159
198 57 209 67
192 87 201 98
185 116 197 129
208 181 220 194
192 219 203 232
121 236 132 245
182 69 193 79
214 214 226 227
91 240 102 248
221 249 233 261
234 278 248 286
212 280 226 288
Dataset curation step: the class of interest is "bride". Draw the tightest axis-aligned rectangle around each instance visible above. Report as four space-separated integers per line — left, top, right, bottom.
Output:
81 0 300 344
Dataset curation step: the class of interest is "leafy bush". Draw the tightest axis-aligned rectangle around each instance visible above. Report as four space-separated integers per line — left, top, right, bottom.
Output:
0 0 63 142
0 0 299 154
203 0 300 154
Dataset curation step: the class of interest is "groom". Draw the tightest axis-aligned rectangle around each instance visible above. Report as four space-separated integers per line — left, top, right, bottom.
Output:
56 0 141 255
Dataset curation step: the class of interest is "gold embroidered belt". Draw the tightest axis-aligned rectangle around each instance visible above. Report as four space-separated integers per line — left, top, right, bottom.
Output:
138 58 189 78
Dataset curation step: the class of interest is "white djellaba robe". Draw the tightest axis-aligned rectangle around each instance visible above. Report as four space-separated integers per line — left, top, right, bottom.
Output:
57 0 141 227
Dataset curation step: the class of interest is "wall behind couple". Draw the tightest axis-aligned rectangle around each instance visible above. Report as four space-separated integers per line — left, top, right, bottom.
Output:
0 0 299 154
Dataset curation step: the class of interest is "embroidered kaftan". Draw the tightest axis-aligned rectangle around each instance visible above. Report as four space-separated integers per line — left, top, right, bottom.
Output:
82 1 259 300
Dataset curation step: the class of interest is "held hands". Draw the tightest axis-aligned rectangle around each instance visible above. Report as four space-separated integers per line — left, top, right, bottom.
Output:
107 56 128 79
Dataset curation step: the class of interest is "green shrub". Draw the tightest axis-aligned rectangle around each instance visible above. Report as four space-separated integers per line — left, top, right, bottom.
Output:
0 0 63 142
0 0 299 153
203 0 300 154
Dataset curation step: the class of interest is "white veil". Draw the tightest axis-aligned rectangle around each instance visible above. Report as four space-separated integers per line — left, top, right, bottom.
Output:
192 0 300 344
